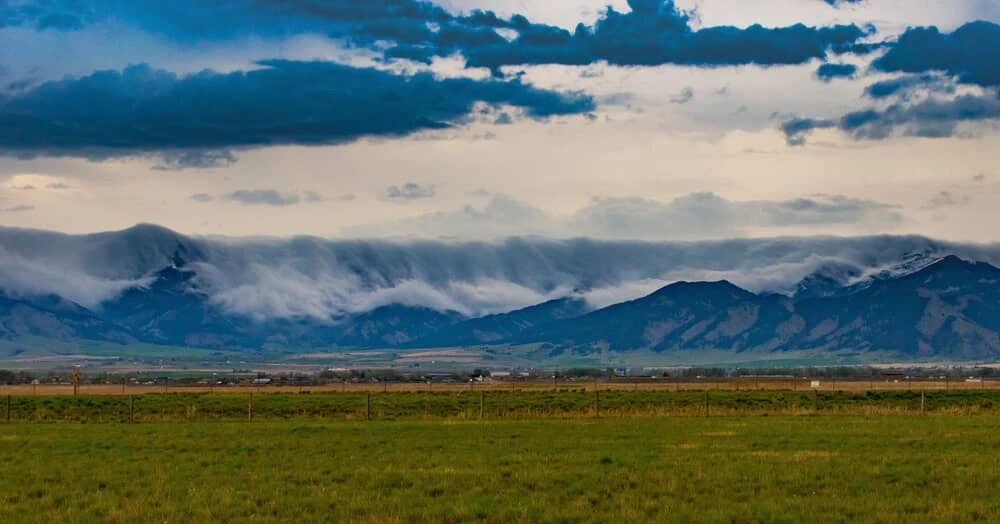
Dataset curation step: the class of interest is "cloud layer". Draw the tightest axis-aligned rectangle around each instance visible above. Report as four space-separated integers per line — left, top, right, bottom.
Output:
348 192 904 240
1 224 999 321
784 20 1000 144
385 0 871 74
0 60 593 162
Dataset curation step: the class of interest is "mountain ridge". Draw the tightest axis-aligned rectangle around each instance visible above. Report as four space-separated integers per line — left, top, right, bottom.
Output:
2 224 1000 360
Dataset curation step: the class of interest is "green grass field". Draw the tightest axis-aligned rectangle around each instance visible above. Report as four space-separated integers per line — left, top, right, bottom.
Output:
2 416 1000 522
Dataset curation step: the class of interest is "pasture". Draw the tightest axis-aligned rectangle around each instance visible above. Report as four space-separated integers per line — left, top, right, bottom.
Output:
2 416 1000 522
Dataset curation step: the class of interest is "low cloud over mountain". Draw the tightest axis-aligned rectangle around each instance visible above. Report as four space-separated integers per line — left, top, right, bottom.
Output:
0 224 997 321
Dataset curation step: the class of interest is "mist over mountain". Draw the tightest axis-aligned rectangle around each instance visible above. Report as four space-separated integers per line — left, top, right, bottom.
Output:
2 224 999 318
2 224 1000 359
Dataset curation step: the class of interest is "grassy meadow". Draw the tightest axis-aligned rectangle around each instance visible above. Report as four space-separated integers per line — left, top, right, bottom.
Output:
2 416 1000 522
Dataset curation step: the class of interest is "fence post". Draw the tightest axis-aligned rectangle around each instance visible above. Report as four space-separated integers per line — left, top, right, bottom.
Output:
366 393 371 421
6 395 10 423
248 393 254 422
480 391 485 420
704 390 709 418
595 390 600 418
813 389 819 414
921 390 926 415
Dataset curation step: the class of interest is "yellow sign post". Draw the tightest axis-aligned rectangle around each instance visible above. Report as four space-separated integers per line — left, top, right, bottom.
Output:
72 367 80 396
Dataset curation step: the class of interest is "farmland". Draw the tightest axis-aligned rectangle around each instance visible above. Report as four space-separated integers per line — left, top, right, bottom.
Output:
4 388 1000 522
3 416 1000 522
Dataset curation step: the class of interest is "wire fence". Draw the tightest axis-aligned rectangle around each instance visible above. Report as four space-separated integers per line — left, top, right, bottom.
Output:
2 387 1000 423
2 376 998 397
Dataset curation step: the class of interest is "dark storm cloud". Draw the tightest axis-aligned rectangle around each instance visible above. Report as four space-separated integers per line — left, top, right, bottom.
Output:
783 93 1000 145
0 2 86 31
0 60 594 160
6 0 873 72
815 63 857 81
864 74 956 99
874 21 1000 87
387 0 872 74
784 22 1000 146
780 117 835 145
1 0 427 38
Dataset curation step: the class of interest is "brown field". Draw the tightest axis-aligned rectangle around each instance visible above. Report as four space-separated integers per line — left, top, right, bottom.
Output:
2 377 997 397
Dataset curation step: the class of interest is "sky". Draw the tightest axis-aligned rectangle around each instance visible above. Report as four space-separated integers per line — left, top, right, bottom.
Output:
1 0 999 243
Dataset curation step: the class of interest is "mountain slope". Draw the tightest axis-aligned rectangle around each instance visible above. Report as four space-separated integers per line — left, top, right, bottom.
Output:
794 256 1000 359
514 281 800 352
409 297 589 348
0 293 132 344
333 305 465 348
510 256 1000 359
99 259 258 348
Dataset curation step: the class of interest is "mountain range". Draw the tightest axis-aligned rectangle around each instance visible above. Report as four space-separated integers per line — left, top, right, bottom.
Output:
2 225 1000 360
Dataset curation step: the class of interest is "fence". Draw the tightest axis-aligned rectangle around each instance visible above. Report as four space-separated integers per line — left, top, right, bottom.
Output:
2 376 998 397
2 388 999 423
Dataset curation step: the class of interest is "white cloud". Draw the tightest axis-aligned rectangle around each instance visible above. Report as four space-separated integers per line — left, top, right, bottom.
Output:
347 192 904 241
3 225 1000 319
